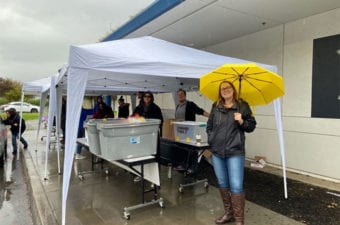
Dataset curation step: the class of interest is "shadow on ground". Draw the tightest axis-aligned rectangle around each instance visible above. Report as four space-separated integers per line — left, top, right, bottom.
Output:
196 159 340 225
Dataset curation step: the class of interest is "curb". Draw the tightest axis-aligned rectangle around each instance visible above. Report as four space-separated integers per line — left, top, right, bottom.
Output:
21 149 59 225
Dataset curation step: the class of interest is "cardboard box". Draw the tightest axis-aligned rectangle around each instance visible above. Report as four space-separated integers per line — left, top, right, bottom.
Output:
254 155 267 162
162 119 175 140
173 121 207 144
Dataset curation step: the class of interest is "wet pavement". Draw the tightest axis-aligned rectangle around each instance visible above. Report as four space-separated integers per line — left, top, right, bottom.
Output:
3 122 340 225
0 152 34 225
196 159 340 225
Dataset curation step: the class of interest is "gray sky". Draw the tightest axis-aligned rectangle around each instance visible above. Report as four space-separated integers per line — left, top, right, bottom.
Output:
0 0 154 83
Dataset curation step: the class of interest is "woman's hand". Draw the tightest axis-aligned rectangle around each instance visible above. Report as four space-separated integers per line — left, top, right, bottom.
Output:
234 112 243 125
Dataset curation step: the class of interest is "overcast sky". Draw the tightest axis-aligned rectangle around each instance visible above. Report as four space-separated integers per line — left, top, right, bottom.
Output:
0 0 154 83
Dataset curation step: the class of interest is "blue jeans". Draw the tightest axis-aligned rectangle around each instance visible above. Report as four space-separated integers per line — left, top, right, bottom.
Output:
212 154 245 194
12 133 28 154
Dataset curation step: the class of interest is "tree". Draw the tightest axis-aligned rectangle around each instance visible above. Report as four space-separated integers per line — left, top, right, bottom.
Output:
0 77 22 101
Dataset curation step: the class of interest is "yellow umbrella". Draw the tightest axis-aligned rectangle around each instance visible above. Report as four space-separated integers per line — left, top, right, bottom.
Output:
199 63 284 106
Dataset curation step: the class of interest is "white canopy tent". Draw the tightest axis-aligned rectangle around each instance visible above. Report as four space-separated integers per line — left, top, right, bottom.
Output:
58 36 285 225
22 73 67 178
22 77 53 154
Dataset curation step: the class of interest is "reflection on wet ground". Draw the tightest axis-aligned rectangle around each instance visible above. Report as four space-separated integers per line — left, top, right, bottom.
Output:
0 150 33 225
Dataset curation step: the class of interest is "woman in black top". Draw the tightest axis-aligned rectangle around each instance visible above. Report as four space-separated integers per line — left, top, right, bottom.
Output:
133 91 163 131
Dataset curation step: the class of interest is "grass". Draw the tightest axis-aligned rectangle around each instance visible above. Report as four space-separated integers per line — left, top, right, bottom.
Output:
0 112 40 121
21 113 40 120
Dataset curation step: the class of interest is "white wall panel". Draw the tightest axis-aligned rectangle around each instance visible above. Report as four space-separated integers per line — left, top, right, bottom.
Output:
205 8 340 180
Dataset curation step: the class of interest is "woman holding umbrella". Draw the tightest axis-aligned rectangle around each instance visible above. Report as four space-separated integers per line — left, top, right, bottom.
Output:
206 81 256 225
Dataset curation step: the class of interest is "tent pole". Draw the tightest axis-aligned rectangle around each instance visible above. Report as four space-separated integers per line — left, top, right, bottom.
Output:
274 99 288 199
17 91 25 161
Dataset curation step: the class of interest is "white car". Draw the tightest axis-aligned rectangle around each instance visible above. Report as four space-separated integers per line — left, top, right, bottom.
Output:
1 102 40 113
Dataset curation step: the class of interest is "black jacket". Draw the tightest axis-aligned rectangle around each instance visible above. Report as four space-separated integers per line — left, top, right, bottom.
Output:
176 101 205 121
118 103 130 118
133 102 164 127
3 113 26 135
206 100 256 157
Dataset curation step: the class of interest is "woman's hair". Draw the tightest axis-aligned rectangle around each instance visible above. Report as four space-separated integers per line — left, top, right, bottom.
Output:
142 91 154 103
217 81 238 105
96 95 103 102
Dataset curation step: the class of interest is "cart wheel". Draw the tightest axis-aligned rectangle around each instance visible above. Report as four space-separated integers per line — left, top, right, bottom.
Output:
159 199 165 208
204 181 209 188
123 211 130 220
78 175 84 181
179 186 183 193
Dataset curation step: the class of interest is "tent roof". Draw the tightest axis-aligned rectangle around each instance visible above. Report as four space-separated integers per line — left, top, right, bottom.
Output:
22 77 52 95
68 36 277 93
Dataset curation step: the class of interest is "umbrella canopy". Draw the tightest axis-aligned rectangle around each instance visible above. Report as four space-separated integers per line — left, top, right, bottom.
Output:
199 63 284 106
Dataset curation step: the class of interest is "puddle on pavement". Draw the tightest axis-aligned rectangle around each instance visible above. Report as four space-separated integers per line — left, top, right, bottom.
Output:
0 154 17 224
0 140 34 225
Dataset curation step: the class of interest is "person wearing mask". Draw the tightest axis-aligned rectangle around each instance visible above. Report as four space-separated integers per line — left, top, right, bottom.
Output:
175 88 209 121
93 103 114 119
93 95 107 114
132 91 163 182
3 108 28 155
206 81 256 225
133 91 163 131
118 96 130 118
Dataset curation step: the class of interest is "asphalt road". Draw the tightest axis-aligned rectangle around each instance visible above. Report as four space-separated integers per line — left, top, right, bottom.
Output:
0 152 34 225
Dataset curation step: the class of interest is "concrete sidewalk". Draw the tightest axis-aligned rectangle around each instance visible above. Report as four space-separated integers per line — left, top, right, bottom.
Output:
21 128 308 225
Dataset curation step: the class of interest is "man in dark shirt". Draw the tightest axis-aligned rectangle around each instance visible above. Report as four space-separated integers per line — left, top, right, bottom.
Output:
174 89 209 171
175 88 209 121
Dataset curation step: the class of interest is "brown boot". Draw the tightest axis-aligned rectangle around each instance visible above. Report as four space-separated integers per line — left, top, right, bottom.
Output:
231 193 245 225
215 189 235 224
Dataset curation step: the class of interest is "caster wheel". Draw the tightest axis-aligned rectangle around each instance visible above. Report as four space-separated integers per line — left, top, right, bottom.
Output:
78 175 84 181
159 199 165 208
204 181 209 188
123 212 130 220
179 187 183 193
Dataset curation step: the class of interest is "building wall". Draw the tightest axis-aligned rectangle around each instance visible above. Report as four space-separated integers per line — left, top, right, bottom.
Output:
155 8 340 181
206 8 340 181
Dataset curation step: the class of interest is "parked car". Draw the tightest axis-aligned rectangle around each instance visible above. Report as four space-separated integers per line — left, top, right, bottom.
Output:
0 118 7 167
0 102 39 113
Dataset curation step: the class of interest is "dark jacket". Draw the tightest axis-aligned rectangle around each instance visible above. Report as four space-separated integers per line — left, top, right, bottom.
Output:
133 102 164 132
206 100 256 157
3 113 26 135
118 103 130 118
93 105 114 119
176 101 205 121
